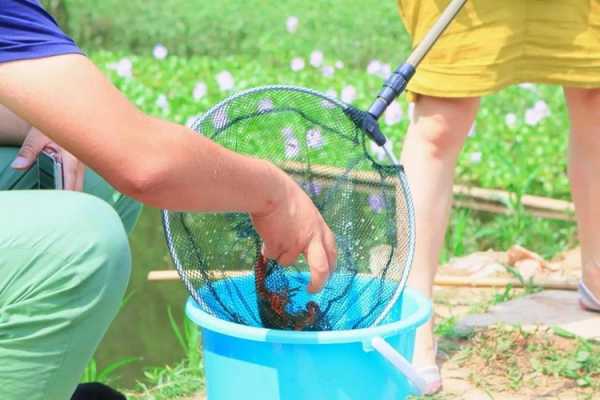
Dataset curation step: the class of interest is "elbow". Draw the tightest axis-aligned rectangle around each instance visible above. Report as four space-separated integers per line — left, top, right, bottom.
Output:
113 156 171 205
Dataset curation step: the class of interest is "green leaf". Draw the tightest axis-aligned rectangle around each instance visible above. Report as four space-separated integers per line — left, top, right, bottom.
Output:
552 326 576 339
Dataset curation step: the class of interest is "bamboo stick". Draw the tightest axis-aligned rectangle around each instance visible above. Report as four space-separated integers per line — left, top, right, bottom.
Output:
453 184 575 221
147 270 250 281
279 161 575 221
147 269 578 291
433 275 578 291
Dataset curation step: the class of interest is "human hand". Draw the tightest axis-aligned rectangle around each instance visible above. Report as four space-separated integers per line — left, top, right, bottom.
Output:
10 127 85 191
251 167 337 293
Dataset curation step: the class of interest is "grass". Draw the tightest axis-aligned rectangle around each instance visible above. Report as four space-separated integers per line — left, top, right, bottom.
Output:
454 326 600 397
92 49 578 263
56 0 410 67
90 42 577 399
51 0 589 396
128 308 204 399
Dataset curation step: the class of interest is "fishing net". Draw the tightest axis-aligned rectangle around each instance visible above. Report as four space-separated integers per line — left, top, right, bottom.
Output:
162 85 415 331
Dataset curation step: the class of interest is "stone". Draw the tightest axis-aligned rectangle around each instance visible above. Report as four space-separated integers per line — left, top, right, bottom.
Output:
457 290 600 340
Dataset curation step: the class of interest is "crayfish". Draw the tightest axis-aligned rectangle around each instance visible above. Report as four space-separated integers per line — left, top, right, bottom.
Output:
254 254 325 331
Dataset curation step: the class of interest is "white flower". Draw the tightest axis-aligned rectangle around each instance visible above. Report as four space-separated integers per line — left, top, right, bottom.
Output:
186 115 200 127
216 71 234 91
213 108 228 129
367 59 383 75
341 85 357 103
335 60 344 69
282 126 295 139
290 57 305 72
534 100 550 118
322 89 337 109
286 16 299 33
525 100 551 126
285 137 300 158
193 81 207 101
518 83 537 93
505 113 517 128
310 50 324 68
370 140 393 162
384 101 403 126
306 128 324 149
525 109 540 126
108 58 133 78
368 193 385 213
153 44 168 60
380 63 392 79
282 127 300 158
258 98 274 112
469 152 482 164
156 94 169 110
467 123 476 137
322 65 335 77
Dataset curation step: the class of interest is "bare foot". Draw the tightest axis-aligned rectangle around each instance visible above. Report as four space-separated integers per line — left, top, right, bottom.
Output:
412 319 442 394
412 319 437 367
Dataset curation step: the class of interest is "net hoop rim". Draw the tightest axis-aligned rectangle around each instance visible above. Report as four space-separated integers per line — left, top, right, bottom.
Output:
188 84 350 132
370 168 415 326
184 286 431 344
162 84 417 330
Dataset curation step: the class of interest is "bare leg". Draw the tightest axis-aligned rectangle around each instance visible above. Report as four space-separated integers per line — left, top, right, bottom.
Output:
401 95 480 376
563 87 600 301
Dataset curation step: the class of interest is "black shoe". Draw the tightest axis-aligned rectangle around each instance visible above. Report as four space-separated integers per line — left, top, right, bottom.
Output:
71 382 126 400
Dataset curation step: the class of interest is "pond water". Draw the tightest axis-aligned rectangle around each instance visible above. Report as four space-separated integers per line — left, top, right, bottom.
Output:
95 207 191 388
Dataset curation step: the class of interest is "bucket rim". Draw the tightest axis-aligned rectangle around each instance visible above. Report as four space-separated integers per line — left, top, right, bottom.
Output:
185 288 431 345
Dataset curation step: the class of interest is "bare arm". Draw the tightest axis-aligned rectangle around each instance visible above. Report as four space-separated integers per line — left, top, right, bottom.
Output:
0 54 336 291
0 55 281 212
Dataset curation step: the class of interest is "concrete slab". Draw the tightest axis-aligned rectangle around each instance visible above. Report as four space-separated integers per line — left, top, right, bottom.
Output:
457 290 600 340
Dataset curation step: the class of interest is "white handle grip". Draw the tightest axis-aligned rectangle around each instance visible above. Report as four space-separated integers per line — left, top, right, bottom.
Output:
371 336 428 395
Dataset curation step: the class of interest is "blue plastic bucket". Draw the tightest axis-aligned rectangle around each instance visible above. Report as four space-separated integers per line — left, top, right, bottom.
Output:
185 274 432 400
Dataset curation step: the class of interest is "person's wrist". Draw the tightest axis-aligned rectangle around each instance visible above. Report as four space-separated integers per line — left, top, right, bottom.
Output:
252 161 288 218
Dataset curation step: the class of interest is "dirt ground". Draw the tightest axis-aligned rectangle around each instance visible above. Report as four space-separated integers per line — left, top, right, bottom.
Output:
426 287 599 400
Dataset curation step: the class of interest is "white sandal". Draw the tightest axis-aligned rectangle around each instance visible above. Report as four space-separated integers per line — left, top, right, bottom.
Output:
579 281 600 312
416 365 442 395
415 341 442 395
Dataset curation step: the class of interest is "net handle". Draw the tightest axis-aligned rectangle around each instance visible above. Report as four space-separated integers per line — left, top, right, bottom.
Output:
406 0 467 68
367 0 468 118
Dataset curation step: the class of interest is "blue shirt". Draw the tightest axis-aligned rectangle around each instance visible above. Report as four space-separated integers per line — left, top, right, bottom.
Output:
0 0 82 63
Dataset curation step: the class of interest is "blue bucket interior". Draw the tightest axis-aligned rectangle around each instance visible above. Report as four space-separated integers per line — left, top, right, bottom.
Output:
197 273 410 330
186 275 431 400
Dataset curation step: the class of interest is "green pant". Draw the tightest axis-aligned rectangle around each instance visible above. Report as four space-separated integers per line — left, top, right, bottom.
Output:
0 147 142 400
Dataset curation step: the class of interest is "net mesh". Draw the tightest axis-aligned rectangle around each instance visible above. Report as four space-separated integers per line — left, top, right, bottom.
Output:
163 86 414 331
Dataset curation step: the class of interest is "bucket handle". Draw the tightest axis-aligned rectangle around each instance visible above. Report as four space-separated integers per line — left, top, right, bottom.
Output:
370 336 427 395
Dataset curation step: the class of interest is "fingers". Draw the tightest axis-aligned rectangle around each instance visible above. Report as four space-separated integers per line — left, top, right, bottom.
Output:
61 150 85 191
262 240 302 267
305 236 331 293
278 246 302 266
61 152 77 190
75 163 86 191
10 127 50 170
322 225 337 275
261 242 281 261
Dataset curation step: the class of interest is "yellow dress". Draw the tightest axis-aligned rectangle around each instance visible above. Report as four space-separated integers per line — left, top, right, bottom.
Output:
397 0 600 98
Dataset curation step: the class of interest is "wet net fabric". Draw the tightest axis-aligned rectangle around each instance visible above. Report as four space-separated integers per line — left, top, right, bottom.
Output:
163 86 414 331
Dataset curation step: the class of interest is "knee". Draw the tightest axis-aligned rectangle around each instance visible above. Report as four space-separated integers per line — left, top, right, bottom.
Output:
565 88 600 140
55 192 132 302
411 96 480 158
